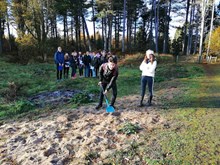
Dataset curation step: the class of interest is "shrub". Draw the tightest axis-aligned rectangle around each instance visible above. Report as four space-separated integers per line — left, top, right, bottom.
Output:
0 100 35 119
118 122 142 135
15 34 38 64
70 92 91 105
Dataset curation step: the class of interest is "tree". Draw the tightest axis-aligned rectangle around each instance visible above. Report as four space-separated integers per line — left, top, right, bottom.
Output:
122 0 126 53
206 0 216 57
0 0 7 55
205 26 220 55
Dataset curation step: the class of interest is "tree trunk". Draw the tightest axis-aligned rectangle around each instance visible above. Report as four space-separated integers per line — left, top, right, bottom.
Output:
154 0 159 53
122 0 126 53
78 16 82 51
82 14 91 51
193 4 200 54
6 10 12 51
55 16 58 39
82 17 87 50
198 0 207 62
0 19 2 55
71 17 74 43
163 0 171 54
182 0 190 55
134 11 137 49
66 15 69 44
206 0 215 57
187 0 195 55
104 16 107 51
64 15 67 47
114 14 117 49
117 13 120 49
108 15 113 52
75 15 79 51
92 0 96 44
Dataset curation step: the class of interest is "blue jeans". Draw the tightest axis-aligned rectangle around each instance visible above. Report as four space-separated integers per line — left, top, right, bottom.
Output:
92 68 96 77
141 76 154 100
84 65 90 77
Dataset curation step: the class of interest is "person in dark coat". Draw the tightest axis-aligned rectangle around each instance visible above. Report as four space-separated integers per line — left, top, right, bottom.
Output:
95 56 119 110
83 51 92 77
54 47 64 81
64 53 70 79
70 51 79 79
78 51 84 77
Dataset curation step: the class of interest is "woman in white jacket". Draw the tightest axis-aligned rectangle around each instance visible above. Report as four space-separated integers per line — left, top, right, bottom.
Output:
139 50 157 106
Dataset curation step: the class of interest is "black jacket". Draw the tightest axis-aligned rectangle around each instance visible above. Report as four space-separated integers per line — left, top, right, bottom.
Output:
99 63 118 91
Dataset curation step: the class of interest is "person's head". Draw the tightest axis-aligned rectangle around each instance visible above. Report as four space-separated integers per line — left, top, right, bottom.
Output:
79 51 82 55
146 49 154 59
86 51 89 55
74 52 77 56
149 54 155 62
101 50 106 56
108 56 115 70
64 53 69 60
58 47 62 52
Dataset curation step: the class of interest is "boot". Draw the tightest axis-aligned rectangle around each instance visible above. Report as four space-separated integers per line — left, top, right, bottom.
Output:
148 96 153 106
138 96 144 107
95 104 102 110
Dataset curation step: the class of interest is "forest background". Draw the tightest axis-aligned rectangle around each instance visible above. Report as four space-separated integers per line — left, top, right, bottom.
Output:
0 0 220 63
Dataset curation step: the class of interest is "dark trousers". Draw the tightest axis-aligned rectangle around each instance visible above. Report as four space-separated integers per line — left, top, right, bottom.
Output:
98 82 117 106
140 76 154 102
64 67 69 79
95 67 99 78
79 66 83 76
71 66 76 77
56 64 62 80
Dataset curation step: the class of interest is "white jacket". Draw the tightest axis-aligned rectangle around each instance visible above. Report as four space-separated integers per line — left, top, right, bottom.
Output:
139 60 157 77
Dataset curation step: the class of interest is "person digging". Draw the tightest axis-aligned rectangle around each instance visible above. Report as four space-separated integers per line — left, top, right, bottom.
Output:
95 56 119 110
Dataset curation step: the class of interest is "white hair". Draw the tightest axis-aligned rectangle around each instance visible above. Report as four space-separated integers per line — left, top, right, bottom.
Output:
146 49 154 58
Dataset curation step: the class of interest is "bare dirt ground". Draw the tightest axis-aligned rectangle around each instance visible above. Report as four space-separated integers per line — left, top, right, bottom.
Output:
0 94 170 165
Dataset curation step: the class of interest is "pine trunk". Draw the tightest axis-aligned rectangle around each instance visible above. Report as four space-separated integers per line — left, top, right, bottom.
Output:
182 0 190 55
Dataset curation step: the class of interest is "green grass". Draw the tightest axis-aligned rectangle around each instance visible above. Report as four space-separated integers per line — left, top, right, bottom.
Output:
150 64 220 164
0 57 206 120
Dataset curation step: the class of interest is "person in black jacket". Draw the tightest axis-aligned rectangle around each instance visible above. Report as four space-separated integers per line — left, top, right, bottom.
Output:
64 53 70 79
83 51 92 77
70 51 78 79
95 56 119 110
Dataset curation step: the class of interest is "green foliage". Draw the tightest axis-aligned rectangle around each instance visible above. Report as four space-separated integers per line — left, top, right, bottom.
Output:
171 26 184 55
70 92 91 105
118 122 141 135
0 100 35 120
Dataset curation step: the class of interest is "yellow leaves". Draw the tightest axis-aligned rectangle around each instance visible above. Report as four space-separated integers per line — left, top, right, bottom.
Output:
0 0 7 18
206 26 220 55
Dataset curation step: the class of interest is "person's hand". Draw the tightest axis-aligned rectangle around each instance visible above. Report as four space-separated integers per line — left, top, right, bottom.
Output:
103 90 108 95
98 81 102 86
144 55 148 62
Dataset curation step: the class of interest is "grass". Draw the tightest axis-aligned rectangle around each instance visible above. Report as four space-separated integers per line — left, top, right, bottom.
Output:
140 64 219 164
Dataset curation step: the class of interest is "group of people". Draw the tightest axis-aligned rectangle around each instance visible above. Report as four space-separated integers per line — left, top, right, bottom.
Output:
54 46 157 110
54 47 117 80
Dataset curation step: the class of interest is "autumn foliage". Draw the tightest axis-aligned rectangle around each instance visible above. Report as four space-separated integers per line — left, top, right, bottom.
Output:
206 26 220 56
